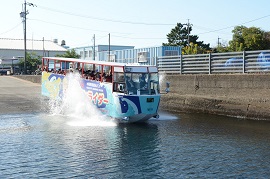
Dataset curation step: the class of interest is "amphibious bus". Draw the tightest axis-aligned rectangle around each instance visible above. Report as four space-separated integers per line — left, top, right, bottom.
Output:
41 57 166 123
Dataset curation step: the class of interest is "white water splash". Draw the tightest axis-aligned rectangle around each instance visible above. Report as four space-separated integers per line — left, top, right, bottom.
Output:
158 72 167 92
48 73 116 127
159 72 165 84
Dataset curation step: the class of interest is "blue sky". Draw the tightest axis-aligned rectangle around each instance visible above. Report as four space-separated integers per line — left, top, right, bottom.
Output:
1 0 270 48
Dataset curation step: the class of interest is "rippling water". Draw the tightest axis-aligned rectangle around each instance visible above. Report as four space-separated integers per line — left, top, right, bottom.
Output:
0 111 270 178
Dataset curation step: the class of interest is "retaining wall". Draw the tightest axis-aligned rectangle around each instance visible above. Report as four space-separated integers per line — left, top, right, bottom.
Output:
160 74 270 120
14 75 41 84
14 74 270 120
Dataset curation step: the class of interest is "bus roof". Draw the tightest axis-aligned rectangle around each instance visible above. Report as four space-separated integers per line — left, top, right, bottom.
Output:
42 57 156 68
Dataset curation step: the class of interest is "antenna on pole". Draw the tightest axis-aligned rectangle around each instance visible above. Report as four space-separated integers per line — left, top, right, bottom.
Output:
93 34 95 60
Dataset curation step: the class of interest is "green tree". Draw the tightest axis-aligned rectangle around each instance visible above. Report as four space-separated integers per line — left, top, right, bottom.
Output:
18 52 41 73
163 23 210 54
211 40 230 53
229 26 270 51
55 49 80 58
182 43 203 54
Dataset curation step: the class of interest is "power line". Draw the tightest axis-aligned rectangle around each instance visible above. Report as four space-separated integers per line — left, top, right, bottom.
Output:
29 4 270 44
197 14 270 35
112 34 166 40
29 18 165 40
0 22 22 35
36 5 175 26
28 18 132 35
96 34 109 40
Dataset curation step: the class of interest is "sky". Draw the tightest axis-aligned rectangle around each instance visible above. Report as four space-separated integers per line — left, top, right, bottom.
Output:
1 0 270 49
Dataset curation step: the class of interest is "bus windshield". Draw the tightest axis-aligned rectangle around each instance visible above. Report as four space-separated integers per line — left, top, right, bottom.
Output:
124 72 159 95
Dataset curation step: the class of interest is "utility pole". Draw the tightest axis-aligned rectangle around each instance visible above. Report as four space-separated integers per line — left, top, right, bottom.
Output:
20 1 27 74
218 37 221 47
108 33 110 61
20 1 36 74
93 34 95 60
187 19 190 46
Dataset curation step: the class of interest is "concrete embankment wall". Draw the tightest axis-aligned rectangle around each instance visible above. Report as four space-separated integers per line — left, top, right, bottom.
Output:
160 74 270 120
14 75 41 84
14 74 270 120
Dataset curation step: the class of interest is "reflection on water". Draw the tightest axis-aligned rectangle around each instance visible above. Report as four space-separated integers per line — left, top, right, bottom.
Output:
113 123 161 178
0 112 270 178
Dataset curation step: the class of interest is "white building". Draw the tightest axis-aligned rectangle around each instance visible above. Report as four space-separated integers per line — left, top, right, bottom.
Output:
0 38 67 74
0 38 67 60
74 45 134 61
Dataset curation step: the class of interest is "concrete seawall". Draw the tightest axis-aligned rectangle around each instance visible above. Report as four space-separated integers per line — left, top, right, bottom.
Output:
13 74 270 120
160 74 270 120
14 75 41 84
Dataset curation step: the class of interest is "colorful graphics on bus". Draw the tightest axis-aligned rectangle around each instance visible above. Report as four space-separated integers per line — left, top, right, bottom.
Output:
41 72 65 99
80 79 109 108
42 72 160 121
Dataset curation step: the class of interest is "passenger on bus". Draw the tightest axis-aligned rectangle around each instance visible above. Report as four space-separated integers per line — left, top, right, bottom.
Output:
101 72 107 82
106 72 112 82
89 71 95 80
140 73 147 89
95 72 101 81
126 76 136 93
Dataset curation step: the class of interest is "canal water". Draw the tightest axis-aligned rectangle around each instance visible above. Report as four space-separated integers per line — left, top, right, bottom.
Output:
1 75 270 178
0 111 270 178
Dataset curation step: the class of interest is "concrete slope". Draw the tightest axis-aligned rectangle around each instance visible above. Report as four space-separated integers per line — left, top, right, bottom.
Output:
0 76 41 114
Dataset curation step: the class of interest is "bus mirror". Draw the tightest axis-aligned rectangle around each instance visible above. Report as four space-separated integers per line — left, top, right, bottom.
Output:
118 84 124 92
165 82 170 93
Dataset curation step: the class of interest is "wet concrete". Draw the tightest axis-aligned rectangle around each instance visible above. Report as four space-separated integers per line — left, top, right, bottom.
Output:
0 76 41 114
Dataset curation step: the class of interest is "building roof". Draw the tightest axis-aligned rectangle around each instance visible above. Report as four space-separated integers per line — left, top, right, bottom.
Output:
74 44 134 52
0 38 67 52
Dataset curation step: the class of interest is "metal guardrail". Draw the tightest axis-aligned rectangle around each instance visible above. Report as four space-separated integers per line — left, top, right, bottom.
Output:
157 50 270 74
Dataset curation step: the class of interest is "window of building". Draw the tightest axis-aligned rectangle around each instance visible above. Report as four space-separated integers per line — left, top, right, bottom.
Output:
89 50 92 57
84 51 88 57
137 52 148 63
80 51 83 58
164 50 179 56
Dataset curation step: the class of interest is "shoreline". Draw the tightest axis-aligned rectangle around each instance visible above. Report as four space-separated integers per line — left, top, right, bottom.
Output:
3 74 270 121
0 76 41 114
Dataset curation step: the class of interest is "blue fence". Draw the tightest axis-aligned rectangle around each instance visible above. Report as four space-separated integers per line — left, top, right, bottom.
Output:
157 50 270 74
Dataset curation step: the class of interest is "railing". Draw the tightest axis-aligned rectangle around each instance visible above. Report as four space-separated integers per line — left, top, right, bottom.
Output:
157 50 270 74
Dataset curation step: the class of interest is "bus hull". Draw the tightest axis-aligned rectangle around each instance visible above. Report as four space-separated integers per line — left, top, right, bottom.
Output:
41 72 160 123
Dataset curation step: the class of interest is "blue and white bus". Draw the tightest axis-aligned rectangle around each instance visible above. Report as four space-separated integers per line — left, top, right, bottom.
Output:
41 57 166 123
